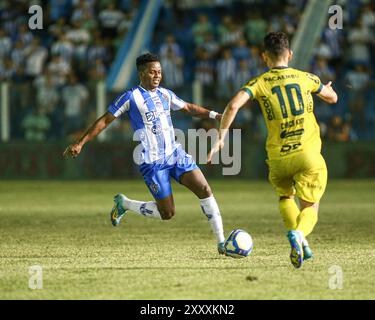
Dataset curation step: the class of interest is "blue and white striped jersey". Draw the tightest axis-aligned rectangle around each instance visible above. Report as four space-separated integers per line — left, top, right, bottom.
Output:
108 85 186 163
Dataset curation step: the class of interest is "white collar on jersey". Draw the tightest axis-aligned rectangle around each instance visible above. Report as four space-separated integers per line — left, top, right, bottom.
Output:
139 84 159 92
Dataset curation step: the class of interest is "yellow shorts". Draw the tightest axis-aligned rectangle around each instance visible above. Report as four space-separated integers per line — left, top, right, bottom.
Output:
266 152 327 203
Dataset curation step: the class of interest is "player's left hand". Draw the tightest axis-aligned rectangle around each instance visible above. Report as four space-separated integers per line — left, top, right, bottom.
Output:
215 113 222 121
207 139 225 164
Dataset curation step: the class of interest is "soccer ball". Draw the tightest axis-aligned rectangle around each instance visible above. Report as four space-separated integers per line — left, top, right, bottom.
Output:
225 229 253 258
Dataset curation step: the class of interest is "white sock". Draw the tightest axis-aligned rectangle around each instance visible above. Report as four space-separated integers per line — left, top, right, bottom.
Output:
200 195 225 244
124 198 161 219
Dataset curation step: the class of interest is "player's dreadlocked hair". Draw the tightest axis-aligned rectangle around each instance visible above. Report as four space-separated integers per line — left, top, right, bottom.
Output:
136 53 160 72
263 32 290 58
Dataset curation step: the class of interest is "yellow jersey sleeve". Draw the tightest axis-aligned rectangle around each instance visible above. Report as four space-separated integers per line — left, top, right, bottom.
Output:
305 72 323 94
241 77 260 99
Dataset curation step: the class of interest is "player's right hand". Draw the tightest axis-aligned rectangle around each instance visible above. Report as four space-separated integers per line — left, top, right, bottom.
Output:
63 143 82 159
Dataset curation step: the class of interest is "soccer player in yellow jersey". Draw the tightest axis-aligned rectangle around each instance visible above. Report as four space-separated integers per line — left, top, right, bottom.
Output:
208 32 338 268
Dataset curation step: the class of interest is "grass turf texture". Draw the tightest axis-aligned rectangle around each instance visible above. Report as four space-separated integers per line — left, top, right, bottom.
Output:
0 180 374 300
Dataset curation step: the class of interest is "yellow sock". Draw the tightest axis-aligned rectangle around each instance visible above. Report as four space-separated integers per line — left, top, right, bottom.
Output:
296 207 318 237
279 198 300 230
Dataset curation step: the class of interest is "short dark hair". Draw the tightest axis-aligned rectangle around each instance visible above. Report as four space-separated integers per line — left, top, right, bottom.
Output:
263 32 290 58
136 53 160 71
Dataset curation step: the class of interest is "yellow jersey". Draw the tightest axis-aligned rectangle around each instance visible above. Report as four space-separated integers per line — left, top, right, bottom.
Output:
242 66 324 160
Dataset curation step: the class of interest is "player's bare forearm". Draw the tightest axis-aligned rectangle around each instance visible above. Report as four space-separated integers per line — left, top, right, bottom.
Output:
207 90 250 163
317 81 338 104
63 112 115 158
218 104 239 141
218 90 250 141
77 113 114 145
206 107 236 164
182 103 222 121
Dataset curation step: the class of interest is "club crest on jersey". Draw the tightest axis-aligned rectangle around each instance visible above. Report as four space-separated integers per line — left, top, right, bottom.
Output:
145 111 156 122
149 182 159 194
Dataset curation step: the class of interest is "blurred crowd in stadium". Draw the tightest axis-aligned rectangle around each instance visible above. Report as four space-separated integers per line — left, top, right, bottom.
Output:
0 0 374 143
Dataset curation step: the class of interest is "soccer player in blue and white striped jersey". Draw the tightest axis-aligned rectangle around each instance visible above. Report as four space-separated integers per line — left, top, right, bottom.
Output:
63 53 226 254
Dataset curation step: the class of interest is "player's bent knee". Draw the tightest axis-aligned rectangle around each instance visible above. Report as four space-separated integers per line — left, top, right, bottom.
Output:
299 198 319 211
199 184 212 199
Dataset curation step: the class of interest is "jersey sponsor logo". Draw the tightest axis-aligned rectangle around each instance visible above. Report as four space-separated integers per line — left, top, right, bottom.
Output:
145 111 156 122
280 142 301 154
261 96 274 120
280 128 304 139
264 74 299 82
280 118 304 129
306 93 314 113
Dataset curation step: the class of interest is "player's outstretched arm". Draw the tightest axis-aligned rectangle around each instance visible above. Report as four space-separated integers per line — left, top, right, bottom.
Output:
207 90 250 163
63 112 116 158
181 103 222 121
317 81 338 104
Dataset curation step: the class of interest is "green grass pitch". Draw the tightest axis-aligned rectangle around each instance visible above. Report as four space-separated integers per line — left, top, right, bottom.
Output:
0 180 374 300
